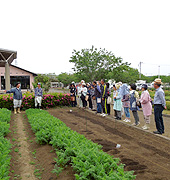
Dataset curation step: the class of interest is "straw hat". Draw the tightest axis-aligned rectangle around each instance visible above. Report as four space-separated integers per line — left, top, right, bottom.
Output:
154 78 162 85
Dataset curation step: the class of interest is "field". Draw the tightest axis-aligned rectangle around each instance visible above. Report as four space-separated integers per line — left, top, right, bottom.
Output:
1 107 170 180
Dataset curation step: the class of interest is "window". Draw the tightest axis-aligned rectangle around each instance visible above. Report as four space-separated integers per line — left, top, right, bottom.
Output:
1 76 30 89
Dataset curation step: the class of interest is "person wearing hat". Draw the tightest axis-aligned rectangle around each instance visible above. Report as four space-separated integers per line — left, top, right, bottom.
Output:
113 83 122 120
5 82 22 114
140 84 152 130
81 83 87 108
35 82 43 109
153 79 166 135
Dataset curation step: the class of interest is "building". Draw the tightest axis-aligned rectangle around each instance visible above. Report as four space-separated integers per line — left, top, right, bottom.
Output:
0 64 37 90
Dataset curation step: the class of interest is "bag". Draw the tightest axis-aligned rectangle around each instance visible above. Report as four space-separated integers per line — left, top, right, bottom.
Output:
137 101 142 108
97 98 101 103
71 96 75 102
80 94 85 100
107 96 112 104
92 96 96 100
85 95 89 101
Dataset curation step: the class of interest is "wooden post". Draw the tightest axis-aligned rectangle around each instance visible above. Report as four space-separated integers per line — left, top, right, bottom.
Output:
5 62 10 90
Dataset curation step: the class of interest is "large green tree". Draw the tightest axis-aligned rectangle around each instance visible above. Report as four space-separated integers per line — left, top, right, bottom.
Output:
69 46 130 82
108 67 146 84
33 74 51 92
57 73 79 87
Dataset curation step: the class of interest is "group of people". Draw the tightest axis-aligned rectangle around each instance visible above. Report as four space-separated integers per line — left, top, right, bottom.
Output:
70 78 166 135
5 78 166 135
5 82 43 114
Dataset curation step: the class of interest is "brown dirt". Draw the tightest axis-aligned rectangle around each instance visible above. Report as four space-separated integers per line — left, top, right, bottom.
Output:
48 107 170 180
7 112 75 180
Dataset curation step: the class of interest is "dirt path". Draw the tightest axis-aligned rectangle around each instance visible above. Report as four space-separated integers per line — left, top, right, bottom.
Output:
7 112 75 180
48 107 170 180
8 113 36 179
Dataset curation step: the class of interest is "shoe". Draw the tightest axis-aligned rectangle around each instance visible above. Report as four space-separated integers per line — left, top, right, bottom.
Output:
102 114 106 117
100 113 104 116
17 108 21 114
14 108 17 115
136 122 140 126
132 123 136 126
126 119 131 123
123 119 127 122
142 124 150 130
114 116 118 119
116 117 122 120
153 131 162 135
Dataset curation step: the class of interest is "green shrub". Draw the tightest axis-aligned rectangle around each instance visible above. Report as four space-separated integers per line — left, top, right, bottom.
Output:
0 93 71 110
166 101 170 110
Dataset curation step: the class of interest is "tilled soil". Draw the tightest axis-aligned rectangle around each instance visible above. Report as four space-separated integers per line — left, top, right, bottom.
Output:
7 112 75 180
48 107 170 180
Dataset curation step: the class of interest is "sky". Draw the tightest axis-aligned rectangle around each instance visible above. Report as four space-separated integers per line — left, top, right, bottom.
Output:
1 0 170 76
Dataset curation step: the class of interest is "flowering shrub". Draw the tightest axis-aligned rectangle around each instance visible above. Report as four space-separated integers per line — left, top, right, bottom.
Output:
0 93 71 110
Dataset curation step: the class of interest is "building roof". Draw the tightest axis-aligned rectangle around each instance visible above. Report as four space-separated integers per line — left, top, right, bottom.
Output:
11 64 37 76
0 48 17 67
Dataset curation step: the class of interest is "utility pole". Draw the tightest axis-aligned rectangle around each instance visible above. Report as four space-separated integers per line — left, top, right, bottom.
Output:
158 65 160 79
139 62 143 79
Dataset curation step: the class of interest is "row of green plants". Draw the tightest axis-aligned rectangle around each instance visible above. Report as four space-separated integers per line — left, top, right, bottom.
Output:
0 93 71 110
26 109 136 180
0 108 12 180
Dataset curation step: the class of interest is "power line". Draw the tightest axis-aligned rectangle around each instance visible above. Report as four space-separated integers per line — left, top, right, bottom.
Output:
143 62 170 66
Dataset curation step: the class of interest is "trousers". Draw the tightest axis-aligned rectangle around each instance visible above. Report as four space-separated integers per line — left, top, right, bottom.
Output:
154 105 164 133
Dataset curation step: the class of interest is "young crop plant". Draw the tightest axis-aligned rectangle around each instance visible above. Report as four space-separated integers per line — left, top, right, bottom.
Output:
26 109 136 180
0 108 12 180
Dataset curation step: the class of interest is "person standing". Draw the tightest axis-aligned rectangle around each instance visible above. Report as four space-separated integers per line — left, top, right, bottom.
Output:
91 85 97 111
70 83 77 107
95 81 102 114
130 84 140 126
120 84 131 122
140 84 152 130
5 82 22 114
113 84 122 120
77 83 83 108
87 83 93 110
35 82 43 109
81 83 87 109
100 79 108 117
106 83 111 115
153 79 166 135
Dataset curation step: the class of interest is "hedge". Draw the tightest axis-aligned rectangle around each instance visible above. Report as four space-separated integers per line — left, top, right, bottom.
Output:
0 108 12 180
0 93 71 110
26 109 136 180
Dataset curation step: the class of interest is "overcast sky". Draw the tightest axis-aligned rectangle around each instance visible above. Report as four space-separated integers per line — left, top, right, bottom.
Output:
1 0 170 76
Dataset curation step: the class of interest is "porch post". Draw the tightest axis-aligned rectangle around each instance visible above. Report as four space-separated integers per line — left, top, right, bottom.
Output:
5 62 10 90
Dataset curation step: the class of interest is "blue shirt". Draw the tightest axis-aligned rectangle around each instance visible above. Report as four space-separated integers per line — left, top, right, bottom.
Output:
35 87 43 97
154 87 166 107
6 88 22 100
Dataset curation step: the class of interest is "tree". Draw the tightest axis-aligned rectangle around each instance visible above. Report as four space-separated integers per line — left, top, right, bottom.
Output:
57 73 79 87
108 67 146 84
69 46 130 82
33 74 51 92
